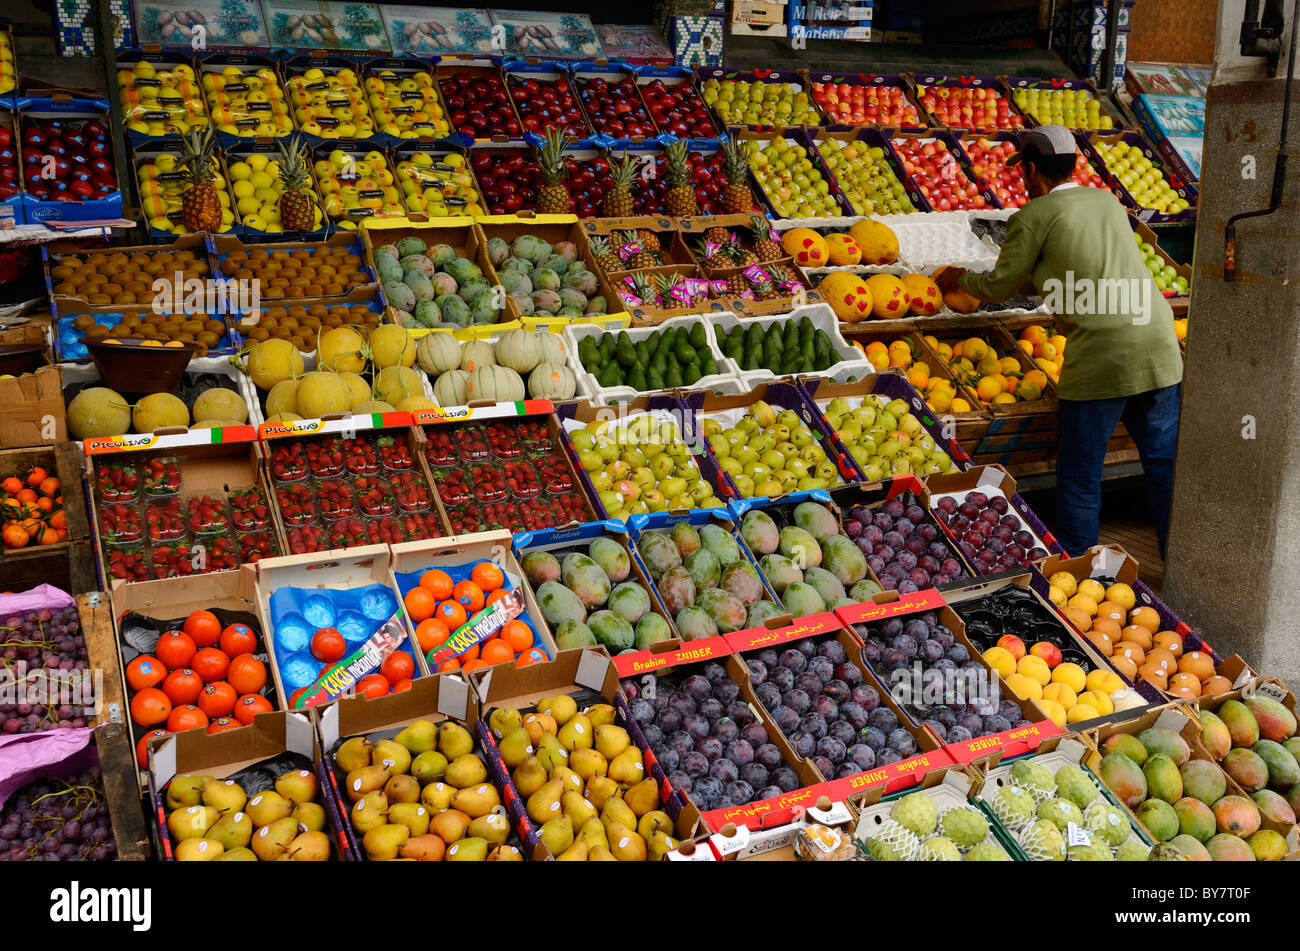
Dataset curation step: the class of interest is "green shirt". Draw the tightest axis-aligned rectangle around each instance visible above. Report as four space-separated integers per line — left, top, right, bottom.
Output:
960 186 1184 401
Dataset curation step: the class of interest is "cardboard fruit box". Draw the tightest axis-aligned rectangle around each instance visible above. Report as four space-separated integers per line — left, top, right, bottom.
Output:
316 671 541 861
473 646 703 859
923 463 1066 568
146 708 348 862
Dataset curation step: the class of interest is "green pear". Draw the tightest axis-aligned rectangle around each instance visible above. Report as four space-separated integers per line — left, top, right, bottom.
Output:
535 733 569 772
399 834 446 861
569 747 609 781
600 797 637 832
274 768 319 805
394 719 438 755
207 810 253 850
201 778 247 815
588 844 617 861
428 808 471 844
638 810 674 840
451 783 500 819
437 722 474 759
444 753 487 788
488 706 523 740
585 775 620 810
607 747 645 785
293 802 327 833
526 778 565 824
165 774 212 811
251 816 299 861
607 823 647 861
580 816 609 850
371 739 412 777
647 830 677 861
540 815 574 855
623 777 661 817
167 804 218 841
550 765 584 793
487 844 524 861
421 781 455 812
384 774 421 804
411 750 449 785
539 695 577 725
468 812 511 846
445 836 487 861
594 724 631 760
335 737 373 773
350 791 389 834
497 727 535 769
388 802 430 836
343 765 388 802
556 838 588 861
557 713 593 752
585 703 616 727
287 829 331 861
175 837 224 861
363 823 409 861
212 846 257 862
512 757 548 797
562 790 598 827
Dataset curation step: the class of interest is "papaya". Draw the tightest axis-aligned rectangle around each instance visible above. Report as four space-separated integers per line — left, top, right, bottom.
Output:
1179 759 1227 807
1173 797 1216 842
1142 754 1183 804
1212 795 1261 837
1217 699 1260 749
1244 696 1297 742
1101 733 1148 767
1252 739 1300 790
1198 709 1232 761
1204 832 1255 861
1137 727 1191 767
1221 747 1269 793
1098 751 1147 810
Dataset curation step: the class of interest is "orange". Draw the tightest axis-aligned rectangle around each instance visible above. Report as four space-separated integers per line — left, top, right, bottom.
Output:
311 627 346 662
481 638 515 666
167 704 209 732
516 648 547 667
461 659 488 672
207 716 242 734
485 589 510 607
234 693 273 725
1129 606 1161 633
1178 651 1215 681
154 630 197 670
404 587 436 623
191 647 231 683
470 562 504 592
379 651 415 686
355 674 389 699
197 681 238 718
183 610 222 647
501 620 533 653
219 623 258 657
415 618 449 653
457 643 479 663
1154 631 1183 658
419 569 453 600
126 655 167 691
25 466 46 487
392 679 414 693
438 657 461 672
454 580 485 613
130 687 172 727
162 667 203 706
435 600 468 630
135 728 168 768
227 654 267 695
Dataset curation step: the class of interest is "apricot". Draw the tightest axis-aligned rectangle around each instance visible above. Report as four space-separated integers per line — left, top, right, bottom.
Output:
1129 607 1161 633
1201 676 1233 696
1169 672 1202 698
1113 641 1146 666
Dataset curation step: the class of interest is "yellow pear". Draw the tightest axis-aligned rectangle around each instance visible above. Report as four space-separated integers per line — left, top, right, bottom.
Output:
557 713 593 752
588 844 618 861
535 733 569 772
585 703 617 727
428 808 472 844
511 757 548 797
638 810 674 840
388 802 431 836
446 836 487 861
467 813 511 846
562 790 598 827
556 838 589 861
343 765 388 802
350 791 389 834
384 774 420 804
168 805 218 842
488 844 524 861
437 722 474 759
540 815 574 855
647 830 677 861
451 782 501 819
165 774 213 811
539 695 578 725
607 747 645 785
444 753 487 788
549 765 584 793
607 823 647 861
293 802 327 832
488 706 523 739
585 775 621 810
363 823 409 861
623 777 661 817
526 778 565 824
420 781 455 812
394 719 438 755
411 750 448 785
207 811 253 850
522 712 557 746
601 797 637 832
371 739 412 777
580 816 609 850
594 724 631 760
202 778 247 815
175 837 224 861
287 830 331 861
334 737 372 773
497 727 534 769
569 747 609 781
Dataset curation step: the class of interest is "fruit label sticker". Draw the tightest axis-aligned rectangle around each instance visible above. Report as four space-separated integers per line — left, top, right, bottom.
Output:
293 612 408 708
427 589 525 668
1066 821 1091 848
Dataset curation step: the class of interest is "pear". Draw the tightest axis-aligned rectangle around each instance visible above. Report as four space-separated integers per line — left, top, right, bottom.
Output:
638 810 674 840
388 802 430 836
588 844 618 861
594 724 631 760
371 739 412 777
468 813 511 846
293 802 327 833
350 791 389 834
526 778 565 824
343 765 388 802
487 845 524 861
363 823 409 861
384 774 421 804
444 753 487 788
165 774 212 811
497 727 535 769
562 790 598 827
557 713 593 752
251 816 299 861
569 747 609 781
539 695 577 725
445 836 487 861
394 719 438 754
522 712 557 746
421 782 455 812
607 747 645 785
623 777 661 817
202 778 247 815
556 838 589 861
535 733 569 772
488 706 523 740
647 830 677 861
167 804 218 841
287 829 331 861
399 834 445 861
246 790 294 826
512 757 548 797
550 765 584 793
207 810 253 850
585 775 620 810
274 769 319 805
579 816 609 850
540 815 574 855
213 846 257 862
451 783 501 819
585 703 617 727
437 722 474 759
175 837 224 861
428 808 472 844
411 750 449 785
601 797 637 832
334 736 373 773
607 823 647 862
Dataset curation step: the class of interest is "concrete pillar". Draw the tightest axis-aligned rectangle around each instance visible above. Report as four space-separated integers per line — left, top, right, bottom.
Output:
1163 0 1300 688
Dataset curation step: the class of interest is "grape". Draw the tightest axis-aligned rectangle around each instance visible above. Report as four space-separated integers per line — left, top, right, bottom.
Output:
0 605 90 735
0 767 115 861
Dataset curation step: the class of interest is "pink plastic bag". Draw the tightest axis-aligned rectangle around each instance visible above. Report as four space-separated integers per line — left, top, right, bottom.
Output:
0 584 75 617
0 727 97 811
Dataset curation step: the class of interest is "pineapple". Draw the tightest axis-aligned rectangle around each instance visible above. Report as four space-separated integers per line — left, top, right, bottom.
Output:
275 135 317 233
721 138 754 215
179 127 222 233
694 237 733 270
588 235 622 273
537 127 572 215
602 152 637 218
704 225 732 244
629 271 659 307
731 243 760 268
747 266 777 300
750 215 783 262
663 139 697 217
652 272 681 307
635 229 661 253
620 230 660 270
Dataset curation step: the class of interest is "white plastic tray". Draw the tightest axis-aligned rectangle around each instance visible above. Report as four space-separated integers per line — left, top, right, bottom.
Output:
711 302 874 386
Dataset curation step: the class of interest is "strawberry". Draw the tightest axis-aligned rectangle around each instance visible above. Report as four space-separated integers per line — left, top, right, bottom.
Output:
275 483 318 526
424 430 458 468
287 523 328 555
142 456 181 495
377 433 414 471
391 471 432 513
229 488 271 533
315 479 358 521
95 461 139 503
186 494 230 534
107 544 150 581
354 477 396 517
237 531 278 563
342 437 379 475
304 436 345 478
146 497 186 541
435 469 471 506
268 442 308 483
100 502 142 543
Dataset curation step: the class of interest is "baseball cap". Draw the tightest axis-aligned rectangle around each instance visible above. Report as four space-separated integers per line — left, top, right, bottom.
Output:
1008 124 1077 165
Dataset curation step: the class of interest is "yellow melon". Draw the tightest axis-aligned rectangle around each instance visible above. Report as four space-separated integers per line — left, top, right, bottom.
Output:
819 272 874 322
848 219 899 265
864 273 910 319
900 274 941 316
780 228 829 267
825 233 862 266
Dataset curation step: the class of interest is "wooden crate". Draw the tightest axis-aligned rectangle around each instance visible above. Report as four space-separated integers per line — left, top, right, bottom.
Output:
94 721 152 860
0 442 95 594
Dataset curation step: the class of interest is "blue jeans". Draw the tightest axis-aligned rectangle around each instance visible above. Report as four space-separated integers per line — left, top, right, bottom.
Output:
1055 383 1181 558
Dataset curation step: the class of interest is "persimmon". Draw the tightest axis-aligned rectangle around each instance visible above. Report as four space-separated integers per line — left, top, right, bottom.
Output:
154 629 196 669
379 651 414 686
453 580 485 612
197 680 238 718
167 704 209 732
184 610 222 647
481 638 514 666
418 569 453 600
135 728 168 768
233 693 273 725
126 655 166 691
470 562 504 592
414 618 449 653
219 623 257 657
162 667 203 706
207 716 241 734
191 647 231 683
130 687 171 727
355 674 389 699
227 654 267 695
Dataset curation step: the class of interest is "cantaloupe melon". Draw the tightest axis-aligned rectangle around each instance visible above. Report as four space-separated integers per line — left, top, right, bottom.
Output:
317 326 367 373
67 387 131 440
901 274 942 316
864 274 911 319
848 220 899 265
245 338 304 391
780 228 829 267
133 392 189 433
295 371 352 419
819 272 874 323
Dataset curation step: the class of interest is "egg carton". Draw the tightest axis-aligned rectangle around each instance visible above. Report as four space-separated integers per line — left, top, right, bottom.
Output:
711 302 874 386
769 211 995 271
854 771 1014 861
561 314 737 407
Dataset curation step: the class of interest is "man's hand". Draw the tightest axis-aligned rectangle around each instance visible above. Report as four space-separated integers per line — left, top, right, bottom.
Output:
932 266 967 294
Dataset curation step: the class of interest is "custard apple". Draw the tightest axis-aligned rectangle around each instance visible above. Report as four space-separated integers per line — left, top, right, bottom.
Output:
890 791 938 837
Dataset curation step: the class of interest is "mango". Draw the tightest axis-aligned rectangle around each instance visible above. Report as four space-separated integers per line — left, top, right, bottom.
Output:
1136 798 1179 842
696 588 748 634
758 554 803 594
740 510 780 556
1098 751 1147 810
1205 832 1255 861
781 582 827 618
1222 748 1269 793
778 526 822 568
1248 828 1288 860
1244 696 1297 742
587 537 631 583
669 521 701 559
699 524 741 568
684 549 721 590
1137 727 1190 767
656 567 696 615
554 620 597 650
634 613 674 651
821 535 869 587
608 582 652 625
1212 795 1261 837
562 556 612 610
792 501 839 543
1253 739 1300 790
1198 709 1232 761
1179 759 1227 806
1217 699 1260 749
637 533 682 581
1142 754 1183 804
1101 733 1148 767
1173 797 1216 842
1169 834 1211 861
1251 788 1297 826
720 561 766 606
537 581 587 626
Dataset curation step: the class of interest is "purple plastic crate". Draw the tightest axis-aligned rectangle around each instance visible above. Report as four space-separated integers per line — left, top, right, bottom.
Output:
890 128 1002 211
955 129 1027 210
805 71 928 131
1004 75 1127 131
740 129 856 219
907 74 1027 132
792 126 929 213
694 66 820 131
633 64 720 138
